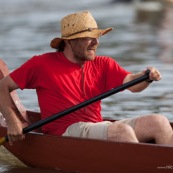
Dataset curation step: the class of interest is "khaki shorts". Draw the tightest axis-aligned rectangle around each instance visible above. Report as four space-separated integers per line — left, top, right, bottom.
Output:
62 117 138 140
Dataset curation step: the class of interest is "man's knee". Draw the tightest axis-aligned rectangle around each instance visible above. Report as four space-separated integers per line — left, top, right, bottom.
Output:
148 114 171 131
140 114 172 138
144 114 173 145
107 123 138 142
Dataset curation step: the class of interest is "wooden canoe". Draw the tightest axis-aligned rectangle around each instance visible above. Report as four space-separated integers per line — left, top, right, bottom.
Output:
0 117 173 173
0 59 173 172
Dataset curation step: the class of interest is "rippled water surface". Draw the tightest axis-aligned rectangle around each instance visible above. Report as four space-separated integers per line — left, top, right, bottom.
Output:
0 0 173 172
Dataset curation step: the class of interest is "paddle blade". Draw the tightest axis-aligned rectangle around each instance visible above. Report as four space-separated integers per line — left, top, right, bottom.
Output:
0 136 7 145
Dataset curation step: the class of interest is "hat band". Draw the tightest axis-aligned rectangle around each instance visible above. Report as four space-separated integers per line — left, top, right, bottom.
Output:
62 28 98 38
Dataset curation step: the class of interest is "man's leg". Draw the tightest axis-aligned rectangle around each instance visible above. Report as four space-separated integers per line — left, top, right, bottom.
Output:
107 122 139 143
63 121 138 142
134 114 173 145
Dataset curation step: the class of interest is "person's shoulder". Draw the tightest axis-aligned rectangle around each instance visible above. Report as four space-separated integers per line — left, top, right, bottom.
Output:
35 52 58 59
31 52 60 62
95 55 110 59
94 55 116 63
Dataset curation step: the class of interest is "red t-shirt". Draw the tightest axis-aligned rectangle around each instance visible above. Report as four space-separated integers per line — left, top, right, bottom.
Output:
10 52 130 135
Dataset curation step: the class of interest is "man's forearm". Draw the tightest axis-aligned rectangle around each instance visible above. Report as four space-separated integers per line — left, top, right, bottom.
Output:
123 67 161 93
123 72 150 92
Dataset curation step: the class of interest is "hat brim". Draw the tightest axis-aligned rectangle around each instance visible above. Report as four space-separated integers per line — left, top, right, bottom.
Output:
50 27 113 49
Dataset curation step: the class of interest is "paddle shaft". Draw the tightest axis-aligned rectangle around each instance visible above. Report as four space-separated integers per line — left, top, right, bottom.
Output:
1 70 150 144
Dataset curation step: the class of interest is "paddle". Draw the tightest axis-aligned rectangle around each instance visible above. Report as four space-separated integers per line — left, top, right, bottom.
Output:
0 70 150 145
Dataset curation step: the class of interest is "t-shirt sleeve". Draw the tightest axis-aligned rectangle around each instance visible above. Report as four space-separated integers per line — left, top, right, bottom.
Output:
10 56 41 89
102 57 131 91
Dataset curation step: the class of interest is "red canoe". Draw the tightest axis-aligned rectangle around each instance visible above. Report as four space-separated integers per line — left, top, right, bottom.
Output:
0 58 173 172
0 118 173 173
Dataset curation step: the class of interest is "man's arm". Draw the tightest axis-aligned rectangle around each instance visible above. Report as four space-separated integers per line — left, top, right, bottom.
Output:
0 75 24 145
123 67 161 92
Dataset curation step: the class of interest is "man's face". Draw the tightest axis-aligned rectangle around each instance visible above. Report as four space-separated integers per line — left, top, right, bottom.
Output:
69 37 99 64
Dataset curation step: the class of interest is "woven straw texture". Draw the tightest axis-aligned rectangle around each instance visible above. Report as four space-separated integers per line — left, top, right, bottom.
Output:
50 11 113 49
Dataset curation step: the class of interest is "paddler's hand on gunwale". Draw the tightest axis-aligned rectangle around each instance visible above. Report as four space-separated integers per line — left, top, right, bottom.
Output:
7 118 25 145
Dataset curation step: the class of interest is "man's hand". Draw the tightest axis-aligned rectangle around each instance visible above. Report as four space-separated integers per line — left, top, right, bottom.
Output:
144 67 162 82
7 118 25 145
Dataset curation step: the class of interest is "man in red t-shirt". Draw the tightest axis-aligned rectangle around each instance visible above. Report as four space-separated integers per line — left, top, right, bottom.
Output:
0 11 173 146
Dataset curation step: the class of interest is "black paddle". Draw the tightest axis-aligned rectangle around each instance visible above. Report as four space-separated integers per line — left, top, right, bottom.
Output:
0 70 150 145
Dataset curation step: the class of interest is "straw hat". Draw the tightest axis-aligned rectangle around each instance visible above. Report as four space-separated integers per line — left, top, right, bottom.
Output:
50 11 113 49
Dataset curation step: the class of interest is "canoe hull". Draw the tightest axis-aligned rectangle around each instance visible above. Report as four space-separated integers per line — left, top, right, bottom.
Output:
1 127 173 173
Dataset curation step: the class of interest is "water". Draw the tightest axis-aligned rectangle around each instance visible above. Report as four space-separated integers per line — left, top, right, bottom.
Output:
0 0 173 172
